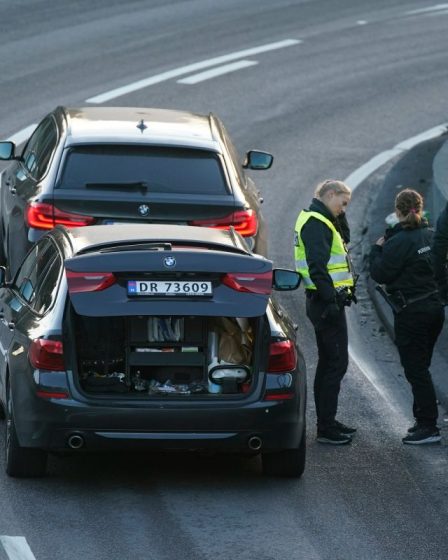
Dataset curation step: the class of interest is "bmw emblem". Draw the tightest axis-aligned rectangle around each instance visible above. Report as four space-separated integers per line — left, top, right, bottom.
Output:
163 256 176 268
138 204 150 217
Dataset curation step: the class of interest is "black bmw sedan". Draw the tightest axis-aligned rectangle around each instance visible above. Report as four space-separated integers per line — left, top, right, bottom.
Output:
0 106 273 277
0 225 306 478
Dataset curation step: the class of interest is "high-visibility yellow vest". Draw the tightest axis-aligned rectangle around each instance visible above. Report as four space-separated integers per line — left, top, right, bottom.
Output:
294 210 354 290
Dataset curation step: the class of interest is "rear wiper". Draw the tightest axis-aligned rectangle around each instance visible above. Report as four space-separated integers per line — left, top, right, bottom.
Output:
99 242 172 253
85 181 149 191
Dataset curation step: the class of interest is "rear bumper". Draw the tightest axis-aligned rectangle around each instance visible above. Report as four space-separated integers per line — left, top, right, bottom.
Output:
14 395 304 453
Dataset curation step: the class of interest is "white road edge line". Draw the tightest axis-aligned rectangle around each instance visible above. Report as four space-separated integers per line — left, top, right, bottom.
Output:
85 38 301 103
178 60 258 85
406 3 448 15
344 123 448 192
0 537 37 560
427 9 448 16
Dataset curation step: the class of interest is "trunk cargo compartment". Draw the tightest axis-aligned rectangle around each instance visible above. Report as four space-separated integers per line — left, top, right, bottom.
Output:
68 311 263 398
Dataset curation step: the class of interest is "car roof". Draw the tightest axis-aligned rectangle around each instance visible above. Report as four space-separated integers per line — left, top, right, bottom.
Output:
58 224 251 256
62 107 221 151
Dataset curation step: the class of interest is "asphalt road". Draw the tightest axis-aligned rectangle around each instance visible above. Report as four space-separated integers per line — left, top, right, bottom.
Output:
1 1 448 559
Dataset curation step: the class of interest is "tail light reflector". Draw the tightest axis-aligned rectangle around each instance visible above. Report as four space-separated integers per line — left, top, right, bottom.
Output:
26 202 95 230
190 209 258 237
268 340 297 372
36 390 69 400
264 393 295 401
222 271 272 295
66 270 116 293
29 339 64 371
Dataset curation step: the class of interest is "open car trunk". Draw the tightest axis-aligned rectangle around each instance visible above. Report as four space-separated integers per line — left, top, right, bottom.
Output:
63 232 273 398
67 310 265 398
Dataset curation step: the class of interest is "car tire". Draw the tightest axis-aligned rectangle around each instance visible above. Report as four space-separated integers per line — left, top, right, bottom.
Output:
5 384 47 478
262 426 306 478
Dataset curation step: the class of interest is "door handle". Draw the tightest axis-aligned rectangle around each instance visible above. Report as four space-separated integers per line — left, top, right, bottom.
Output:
5 179 16 194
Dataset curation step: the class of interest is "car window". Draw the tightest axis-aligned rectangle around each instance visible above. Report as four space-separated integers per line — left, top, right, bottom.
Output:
12 240 53 305
33 251 62 315
21 116 58 180
58 145 229 195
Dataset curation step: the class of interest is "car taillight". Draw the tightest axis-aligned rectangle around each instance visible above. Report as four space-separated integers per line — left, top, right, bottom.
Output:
268 340 297 372
264 393 295 401
65 270 116 293
36 390 69 400
190 209 258 237
29 339 64 371
26 202 95 230
222 271 272 295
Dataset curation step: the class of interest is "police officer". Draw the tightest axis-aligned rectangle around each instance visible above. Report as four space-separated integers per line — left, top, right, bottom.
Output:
295 179 356 444
370 189 444 444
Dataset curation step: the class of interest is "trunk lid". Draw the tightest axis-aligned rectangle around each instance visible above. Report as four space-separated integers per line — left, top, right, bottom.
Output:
65 247 273 318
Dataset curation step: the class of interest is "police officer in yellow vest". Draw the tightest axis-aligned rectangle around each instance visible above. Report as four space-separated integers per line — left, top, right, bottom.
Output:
294 179 356 444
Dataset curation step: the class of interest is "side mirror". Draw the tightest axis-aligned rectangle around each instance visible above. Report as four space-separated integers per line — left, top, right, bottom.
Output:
0 141 16 161
272 269 301 291
243 150 273 170
0 266 7 288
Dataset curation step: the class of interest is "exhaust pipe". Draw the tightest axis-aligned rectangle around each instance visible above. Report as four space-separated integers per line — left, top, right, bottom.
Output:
67 433 85 450
248 436 262 451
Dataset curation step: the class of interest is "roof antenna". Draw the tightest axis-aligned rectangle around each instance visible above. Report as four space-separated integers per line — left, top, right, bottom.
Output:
136 119 147 133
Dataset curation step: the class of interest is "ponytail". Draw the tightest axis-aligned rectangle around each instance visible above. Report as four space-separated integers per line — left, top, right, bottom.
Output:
395 189 424 229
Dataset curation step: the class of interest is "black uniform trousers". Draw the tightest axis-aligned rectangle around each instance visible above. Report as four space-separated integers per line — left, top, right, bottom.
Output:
394 304 444 427
306 295 349 430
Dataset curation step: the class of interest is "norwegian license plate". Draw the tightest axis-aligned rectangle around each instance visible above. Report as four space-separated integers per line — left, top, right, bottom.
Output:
127 280 213 296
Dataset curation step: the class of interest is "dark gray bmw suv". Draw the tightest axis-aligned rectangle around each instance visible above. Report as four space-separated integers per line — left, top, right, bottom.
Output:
0 224 306 478
0 106 273 276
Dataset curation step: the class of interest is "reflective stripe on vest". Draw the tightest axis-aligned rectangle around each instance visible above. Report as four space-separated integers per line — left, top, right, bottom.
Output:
294 210 354 290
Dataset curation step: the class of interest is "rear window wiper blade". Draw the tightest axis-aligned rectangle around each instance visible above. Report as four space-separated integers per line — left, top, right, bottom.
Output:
85 181 149 191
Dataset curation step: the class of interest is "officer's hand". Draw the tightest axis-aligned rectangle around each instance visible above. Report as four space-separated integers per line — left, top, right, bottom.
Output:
322 302 341 321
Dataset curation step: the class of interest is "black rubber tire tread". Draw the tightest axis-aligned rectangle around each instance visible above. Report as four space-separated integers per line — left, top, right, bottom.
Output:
262 426 306 478
5 387 47 478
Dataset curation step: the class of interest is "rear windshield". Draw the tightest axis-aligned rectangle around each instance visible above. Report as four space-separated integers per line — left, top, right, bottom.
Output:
58 145 228 195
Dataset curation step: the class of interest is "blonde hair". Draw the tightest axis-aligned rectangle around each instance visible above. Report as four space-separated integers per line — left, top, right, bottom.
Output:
315 179 351 198
395 189 423 229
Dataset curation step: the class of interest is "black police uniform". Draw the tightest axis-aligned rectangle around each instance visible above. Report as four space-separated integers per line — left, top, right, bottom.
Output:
370 221 444 427
432 201 448 300
300 198 353 430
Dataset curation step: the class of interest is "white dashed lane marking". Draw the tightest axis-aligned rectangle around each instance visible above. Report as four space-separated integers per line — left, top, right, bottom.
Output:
85 38 301 103
405 3 448 15
178 60 258 84
0 537 37 560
